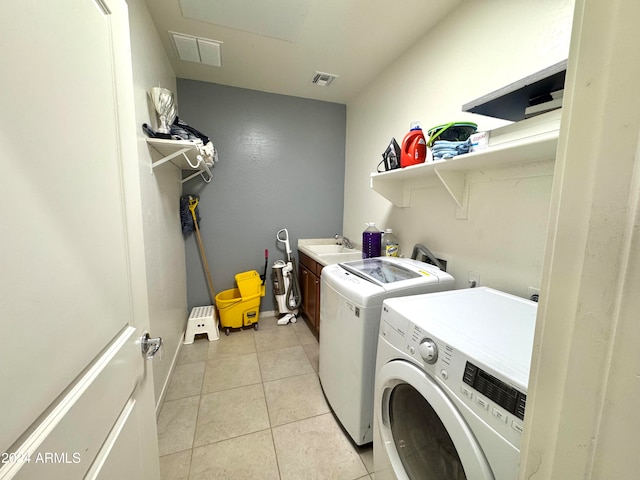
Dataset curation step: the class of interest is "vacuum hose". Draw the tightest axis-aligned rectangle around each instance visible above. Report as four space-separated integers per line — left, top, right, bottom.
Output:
286 258 302 310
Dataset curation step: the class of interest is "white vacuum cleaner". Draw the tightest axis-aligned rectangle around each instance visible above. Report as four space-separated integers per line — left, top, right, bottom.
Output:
272 228 302 325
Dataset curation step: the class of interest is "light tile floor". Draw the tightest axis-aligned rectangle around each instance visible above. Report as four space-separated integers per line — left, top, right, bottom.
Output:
157 315 374 480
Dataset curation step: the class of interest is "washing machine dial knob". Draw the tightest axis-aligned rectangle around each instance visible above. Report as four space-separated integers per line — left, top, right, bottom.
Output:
419 339 438 364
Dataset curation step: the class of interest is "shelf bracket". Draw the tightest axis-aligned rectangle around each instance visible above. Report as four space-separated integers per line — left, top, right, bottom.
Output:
370 176 411 207
181 162 212 184
150 146 191 172
434 169 469 219
181 170 203 184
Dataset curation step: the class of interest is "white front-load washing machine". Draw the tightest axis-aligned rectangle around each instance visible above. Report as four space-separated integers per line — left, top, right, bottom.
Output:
373 287 537 480
319 257 454 446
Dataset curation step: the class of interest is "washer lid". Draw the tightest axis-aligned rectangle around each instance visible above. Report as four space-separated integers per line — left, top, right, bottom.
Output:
339 258 422 286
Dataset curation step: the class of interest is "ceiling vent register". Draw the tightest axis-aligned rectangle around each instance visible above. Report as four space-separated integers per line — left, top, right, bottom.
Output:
312 71 338 87
170 32 223 67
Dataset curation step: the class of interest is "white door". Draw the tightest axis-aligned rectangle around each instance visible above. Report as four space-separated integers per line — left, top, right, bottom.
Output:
0 0 160 479
375 361 494 480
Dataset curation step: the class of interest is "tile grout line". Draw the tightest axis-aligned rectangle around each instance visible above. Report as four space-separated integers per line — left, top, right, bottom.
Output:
255 326 284 479
262 323 288 479
183 340 209 480
160 317 357 479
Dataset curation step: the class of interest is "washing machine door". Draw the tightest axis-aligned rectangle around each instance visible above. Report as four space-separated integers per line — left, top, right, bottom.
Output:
376 360 494 480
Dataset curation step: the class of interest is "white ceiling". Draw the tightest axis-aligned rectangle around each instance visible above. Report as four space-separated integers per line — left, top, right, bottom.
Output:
143 0 462 104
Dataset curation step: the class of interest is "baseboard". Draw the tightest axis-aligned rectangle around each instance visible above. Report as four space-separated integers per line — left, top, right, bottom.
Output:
155 331 184 417
260 309 278 318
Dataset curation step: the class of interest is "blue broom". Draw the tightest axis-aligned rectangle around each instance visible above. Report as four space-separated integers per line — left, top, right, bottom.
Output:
180 194 199 237
180 195 216 304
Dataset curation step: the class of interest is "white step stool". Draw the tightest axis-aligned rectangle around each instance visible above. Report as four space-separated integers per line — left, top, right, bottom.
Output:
184 305 219 344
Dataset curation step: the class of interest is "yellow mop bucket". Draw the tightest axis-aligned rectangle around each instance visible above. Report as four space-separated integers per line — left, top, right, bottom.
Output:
216 270 265 336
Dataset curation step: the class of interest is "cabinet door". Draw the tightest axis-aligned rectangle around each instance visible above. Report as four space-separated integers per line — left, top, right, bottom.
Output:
300 264 318 330
314 265 323 331
299 264 310 317
313 273 321 333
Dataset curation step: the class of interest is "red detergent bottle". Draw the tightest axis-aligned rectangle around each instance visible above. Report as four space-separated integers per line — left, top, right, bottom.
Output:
400 121 427 167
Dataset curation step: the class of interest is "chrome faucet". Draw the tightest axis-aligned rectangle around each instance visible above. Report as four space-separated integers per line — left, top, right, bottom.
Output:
334 234 354 249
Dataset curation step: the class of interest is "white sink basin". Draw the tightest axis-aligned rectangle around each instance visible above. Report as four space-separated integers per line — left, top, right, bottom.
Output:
318 252 363 265
306 244 360 255
298 239 363 266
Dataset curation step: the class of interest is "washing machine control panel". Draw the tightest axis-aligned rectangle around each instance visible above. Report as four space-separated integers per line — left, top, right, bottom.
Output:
418 339 438 364
405 323 454 376
462 361 527 421
403 320 526 448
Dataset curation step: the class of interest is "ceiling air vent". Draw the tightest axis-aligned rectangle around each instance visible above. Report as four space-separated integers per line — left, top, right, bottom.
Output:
170 32 223 67
312 71 338 87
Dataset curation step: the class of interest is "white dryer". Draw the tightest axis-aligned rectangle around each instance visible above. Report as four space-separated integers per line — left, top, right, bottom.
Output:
319 257 454 446
373 287 537 480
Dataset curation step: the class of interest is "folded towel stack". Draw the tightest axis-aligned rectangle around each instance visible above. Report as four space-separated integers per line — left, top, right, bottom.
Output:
431 139 472 160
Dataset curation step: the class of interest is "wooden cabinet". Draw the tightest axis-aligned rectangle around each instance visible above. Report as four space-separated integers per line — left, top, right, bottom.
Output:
298 250 322 337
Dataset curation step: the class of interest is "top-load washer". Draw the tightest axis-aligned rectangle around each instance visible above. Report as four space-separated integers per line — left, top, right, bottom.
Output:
373 287 537 480
319 257 454 445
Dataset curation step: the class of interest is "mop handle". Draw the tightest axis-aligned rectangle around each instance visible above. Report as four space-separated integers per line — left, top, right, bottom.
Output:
262 249 268 285
189 198 216 304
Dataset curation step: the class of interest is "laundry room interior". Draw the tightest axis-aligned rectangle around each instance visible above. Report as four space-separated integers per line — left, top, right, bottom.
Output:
5 0 640 479
149 0 568 403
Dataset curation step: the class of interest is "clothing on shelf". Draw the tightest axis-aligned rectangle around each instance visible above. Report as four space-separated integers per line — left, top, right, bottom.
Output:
431 139 472 160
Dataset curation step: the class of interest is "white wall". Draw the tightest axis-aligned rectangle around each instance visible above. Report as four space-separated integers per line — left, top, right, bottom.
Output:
127 0 187 408
521 0 640 477
344 0 574 297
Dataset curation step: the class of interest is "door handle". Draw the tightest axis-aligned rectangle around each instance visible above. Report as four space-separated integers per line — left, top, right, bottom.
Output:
141 332 163 360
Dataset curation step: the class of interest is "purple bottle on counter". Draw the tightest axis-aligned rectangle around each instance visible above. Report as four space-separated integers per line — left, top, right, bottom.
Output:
362 223 382 258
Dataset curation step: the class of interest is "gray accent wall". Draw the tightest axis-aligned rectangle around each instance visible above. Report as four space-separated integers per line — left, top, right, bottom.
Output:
177 79 346 313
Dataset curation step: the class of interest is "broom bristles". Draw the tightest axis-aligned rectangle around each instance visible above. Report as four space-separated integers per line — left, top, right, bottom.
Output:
180 194 200 237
